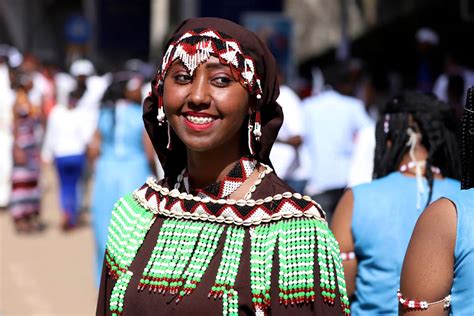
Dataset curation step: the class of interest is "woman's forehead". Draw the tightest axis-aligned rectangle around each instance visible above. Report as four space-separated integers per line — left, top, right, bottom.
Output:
169 56 231 72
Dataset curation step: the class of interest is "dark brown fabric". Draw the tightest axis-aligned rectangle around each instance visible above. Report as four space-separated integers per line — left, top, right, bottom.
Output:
96 174 344 316
142 17 283 179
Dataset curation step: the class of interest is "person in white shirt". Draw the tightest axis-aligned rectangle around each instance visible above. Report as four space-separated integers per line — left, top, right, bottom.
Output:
302 64 372 221
270 72 308 192
42 89 95 230
0 48 16 208
347 124 376 187
433 54 474 119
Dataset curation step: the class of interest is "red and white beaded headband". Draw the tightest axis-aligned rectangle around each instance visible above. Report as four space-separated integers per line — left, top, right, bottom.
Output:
155 28 263 125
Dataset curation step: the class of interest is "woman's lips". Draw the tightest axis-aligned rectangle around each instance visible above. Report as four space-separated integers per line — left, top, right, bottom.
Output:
182 113 217 131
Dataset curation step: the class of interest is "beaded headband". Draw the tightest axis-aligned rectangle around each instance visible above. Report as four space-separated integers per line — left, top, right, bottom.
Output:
155 28 264 124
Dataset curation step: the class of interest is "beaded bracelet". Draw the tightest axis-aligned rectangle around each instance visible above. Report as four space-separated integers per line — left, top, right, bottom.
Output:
339 251 356 261
397 289 451 310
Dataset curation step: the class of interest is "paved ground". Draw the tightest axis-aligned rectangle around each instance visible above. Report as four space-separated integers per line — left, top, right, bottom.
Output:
0 164 97 316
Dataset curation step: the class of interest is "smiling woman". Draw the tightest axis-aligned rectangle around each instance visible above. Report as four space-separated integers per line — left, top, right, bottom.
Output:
164 57 250 154
96 17 349 316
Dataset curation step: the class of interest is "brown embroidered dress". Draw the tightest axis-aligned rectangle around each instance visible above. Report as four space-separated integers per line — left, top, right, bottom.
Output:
97 170 349 316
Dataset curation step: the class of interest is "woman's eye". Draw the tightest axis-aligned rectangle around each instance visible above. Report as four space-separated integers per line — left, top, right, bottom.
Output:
174 74 192 84
212 76 232 87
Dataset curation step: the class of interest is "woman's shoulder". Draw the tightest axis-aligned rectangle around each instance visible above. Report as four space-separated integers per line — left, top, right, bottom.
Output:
351 172 403 194
252 172 296 197
437 177 461 188
443 188 474 212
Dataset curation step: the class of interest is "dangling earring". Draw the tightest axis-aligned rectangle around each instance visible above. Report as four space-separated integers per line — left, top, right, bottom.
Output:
157 106 165 125
167 123 172 150
253 108 262 142
156 83 166 126
247 117 255 156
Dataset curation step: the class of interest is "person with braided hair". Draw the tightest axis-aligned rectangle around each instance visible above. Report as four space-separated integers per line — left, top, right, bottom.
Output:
398 87 474 315
330 91 461 315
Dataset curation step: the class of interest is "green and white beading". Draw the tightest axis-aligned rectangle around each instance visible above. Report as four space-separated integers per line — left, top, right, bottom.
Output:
178 223 224 300
105 195 156 315
210 226 245 316
105 193 350 315
277 219 316 305
250 223 278 312
315 220 351 314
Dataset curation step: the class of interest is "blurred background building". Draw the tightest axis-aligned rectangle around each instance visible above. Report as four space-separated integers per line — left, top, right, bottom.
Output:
1 0 473 87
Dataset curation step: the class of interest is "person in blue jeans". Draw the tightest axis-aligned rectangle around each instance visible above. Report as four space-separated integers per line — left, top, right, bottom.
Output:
42 89 94 230
331 91 461 315
399 87 474 315
54 153 86 227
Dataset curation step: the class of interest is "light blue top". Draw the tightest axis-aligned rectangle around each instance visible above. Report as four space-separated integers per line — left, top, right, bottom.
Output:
351 172 460 315
446 188 474 315
91 102 153 284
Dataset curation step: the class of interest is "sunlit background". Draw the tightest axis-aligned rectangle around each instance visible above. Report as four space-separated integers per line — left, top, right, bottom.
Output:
1 0 473 315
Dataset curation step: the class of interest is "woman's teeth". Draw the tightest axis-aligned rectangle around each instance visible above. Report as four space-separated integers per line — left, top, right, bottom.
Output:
186 115 215 124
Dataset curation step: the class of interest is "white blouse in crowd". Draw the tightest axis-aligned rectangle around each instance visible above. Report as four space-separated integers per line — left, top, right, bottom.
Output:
41 104 95 162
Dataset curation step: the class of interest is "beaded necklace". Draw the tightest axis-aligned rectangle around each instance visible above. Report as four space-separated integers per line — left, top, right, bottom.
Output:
175 157 258 199
399 160 441 175
105 166 350 315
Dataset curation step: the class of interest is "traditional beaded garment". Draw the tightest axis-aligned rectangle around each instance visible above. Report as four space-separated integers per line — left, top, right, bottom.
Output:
105 159 350 316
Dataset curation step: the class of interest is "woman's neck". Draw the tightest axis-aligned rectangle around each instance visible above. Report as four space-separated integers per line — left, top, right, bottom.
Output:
397 145 442 178
186 143 247 189
398 148 428 169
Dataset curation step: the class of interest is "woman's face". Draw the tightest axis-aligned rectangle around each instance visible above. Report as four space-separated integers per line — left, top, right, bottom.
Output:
163 56 251 153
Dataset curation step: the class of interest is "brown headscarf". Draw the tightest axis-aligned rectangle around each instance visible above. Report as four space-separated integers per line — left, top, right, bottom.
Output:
143 17 283 178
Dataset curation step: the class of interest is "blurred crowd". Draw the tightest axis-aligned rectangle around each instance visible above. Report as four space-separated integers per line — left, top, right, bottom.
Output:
0 25 472 289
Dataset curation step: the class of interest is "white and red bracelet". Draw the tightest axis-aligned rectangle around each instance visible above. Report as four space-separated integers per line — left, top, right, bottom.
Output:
339 251 356 261
397 289 451 310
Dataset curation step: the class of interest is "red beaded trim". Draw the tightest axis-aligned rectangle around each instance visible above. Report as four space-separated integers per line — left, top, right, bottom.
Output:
105 250 127 280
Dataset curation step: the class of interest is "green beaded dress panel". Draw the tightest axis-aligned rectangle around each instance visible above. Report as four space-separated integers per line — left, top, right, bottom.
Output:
105 190 350 316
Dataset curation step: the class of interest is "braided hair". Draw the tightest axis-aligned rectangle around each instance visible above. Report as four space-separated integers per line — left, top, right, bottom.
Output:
461 87 474 189
373 91 461 205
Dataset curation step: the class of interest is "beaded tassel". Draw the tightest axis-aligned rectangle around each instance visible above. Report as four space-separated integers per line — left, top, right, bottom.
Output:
166 221 204 294
177 223 224 301
315 220 350 315
223 288 239 316
209 226 245 315
138 219 178 292
250 224 278 314
138 220 204 294
277 219 316 306
105 194 156 315
326 232 351 315
110 270 133 315
106 195 156 270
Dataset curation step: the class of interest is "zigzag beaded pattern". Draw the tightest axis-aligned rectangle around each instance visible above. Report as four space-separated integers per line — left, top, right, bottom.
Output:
186 157 257 199
133 178 325 226
105 196 350 315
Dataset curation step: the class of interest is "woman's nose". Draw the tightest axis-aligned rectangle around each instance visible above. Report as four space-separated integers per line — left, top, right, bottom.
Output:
188 74 211 108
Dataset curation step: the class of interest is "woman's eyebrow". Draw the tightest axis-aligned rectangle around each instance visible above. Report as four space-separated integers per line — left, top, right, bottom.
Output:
205 62 229 70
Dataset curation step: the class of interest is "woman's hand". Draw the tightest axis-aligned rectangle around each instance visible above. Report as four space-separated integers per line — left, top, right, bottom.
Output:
87 129 102 164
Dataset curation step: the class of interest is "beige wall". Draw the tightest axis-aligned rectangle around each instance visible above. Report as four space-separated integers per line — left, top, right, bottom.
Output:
285 0 373 62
